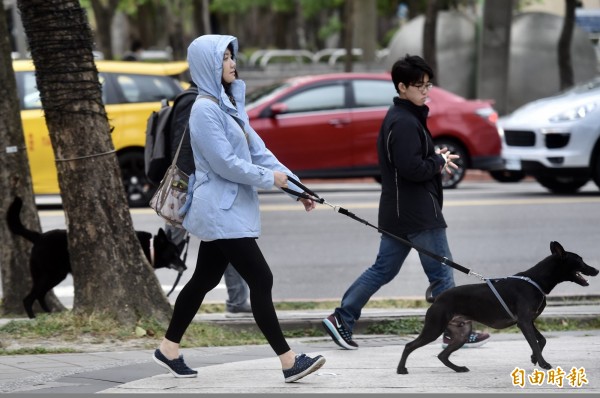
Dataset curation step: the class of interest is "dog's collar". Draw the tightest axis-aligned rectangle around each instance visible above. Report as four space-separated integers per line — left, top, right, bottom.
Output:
507 276 547 296
149 237 155 266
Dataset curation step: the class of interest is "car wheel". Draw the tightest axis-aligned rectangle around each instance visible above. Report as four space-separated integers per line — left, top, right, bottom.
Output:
593 153 600 191
534 175 589 193
118 150 156 207
489 170 526 183
434 139 467 189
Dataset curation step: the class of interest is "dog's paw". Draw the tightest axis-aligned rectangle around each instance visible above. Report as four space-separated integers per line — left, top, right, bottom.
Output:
397 367 408 375
530 355 538 365
455 366 470 373
539 361 552 370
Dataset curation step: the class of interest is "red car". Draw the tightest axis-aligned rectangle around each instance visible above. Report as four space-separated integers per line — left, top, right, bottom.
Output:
246 73 502 188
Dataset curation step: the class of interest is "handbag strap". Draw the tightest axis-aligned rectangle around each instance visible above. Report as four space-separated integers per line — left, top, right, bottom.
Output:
171 94 219 166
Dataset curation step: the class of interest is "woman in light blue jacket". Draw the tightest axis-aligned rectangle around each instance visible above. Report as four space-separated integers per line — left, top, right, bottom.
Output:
152 35 326 383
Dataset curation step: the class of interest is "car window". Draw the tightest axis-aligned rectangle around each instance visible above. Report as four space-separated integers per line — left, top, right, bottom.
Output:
352 80 397 107
21 72 108 110
22 72 41 109
115 74 180 103
280 84 345 113
246 82 291 106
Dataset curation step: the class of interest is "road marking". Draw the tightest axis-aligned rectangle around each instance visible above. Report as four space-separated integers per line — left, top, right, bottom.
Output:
37 196 600 217
257 197 600 211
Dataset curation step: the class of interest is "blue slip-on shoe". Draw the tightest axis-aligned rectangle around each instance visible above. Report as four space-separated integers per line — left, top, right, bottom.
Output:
283 353 326 383
153 349 198 378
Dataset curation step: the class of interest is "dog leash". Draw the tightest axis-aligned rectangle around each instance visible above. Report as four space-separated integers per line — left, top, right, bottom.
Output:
282 176 545 321
166 232 190 297
282 176 485 280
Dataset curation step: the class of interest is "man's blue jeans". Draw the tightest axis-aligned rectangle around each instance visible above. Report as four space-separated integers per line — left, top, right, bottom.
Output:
336 228 455 332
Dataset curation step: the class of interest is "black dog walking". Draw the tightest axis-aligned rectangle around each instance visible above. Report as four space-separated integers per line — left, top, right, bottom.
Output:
6 197 186 318
397 241 598 374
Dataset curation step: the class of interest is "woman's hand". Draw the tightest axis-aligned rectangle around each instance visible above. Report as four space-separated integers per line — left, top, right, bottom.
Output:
436 147 460 174
273 171 288 189
299 197 316 212
274 171 316 211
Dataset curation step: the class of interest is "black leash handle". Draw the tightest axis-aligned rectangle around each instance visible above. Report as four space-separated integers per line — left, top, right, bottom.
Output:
281 175 325 204
280 176 472 276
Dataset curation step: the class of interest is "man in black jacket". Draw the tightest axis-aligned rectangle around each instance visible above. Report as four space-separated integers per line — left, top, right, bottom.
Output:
322 55 490 349
165 82 251 317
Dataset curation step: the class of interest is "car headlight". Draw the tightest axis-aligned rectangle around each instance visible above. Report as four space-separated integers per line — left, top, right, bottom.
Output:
549 102 597 122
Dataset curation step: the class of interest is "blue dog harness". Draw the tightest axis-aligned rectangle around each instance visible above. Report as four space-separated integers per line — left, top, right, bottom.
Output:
485 276 547 321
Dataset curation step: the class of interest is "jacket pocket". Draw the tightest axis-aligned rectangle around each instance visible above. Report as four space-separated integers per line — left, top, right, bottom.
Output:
219 181 238 210
192 171 209 191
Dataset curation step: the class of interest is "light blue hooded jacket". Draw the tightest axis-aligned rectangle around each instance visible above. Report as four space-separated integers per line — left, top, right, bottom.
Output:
181 35 300 240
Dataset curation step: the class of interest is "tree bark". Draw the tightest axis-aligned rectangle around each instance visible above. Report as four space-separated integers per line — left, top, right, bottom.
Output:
343 0 354 72
558 0 576 90
423 0 438 76
476 0 513 115
89 0 119 60
0 3 65 316
166 0 187 60
353 0 377 70
16 0 172 326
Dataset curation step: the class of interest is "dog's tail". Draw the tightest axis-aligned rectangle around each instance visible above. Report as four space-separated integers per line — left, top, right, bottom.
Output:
6 197 41 244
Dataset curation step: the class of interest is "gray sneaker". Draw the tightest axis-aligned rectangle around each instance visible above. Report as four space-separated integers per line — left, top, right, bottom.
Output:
225 302 252 318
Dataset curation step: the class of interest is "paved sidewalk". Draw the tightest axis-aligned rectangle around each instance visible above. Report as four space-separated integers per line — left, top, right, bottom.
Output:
0 305 599 394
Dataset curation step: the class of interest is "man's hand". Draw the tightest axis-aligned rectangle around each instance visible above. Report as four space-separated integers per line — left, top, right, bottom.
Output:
437 147 460 174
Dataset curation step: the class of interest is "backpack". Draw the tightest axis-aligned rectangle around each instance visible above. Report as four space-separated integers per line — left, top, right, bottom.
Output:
144 89 197 185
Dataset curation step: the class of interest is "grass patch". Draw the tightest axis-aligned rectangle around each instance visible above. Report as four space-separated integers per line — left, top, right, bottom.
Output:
362 316 600 336
0 347 78 355
1 299 598 356
200 298 429 313
0 312 269 355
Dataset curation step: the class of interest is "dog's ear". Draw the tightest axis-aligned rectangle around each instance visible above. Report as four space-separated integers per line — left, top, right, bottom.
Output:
550 241 565 258
157 228 167 239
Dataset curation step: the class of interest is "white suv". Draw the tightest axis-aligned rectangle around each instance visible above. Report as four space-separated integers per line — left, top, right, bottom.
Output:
498 77 600 193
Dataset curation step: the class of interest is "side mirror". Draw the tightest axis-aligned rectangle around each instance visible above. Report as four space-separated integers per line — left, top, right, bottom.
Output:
269 102 288 117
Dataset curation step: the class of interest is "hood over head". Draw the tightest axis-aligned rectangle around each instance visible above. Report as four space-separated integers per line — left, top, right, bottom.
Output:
187 35 239 104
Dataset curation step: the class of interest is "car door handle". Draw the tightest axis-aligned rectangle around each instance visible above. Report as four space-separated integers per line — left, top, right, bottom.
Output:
328 118 351 126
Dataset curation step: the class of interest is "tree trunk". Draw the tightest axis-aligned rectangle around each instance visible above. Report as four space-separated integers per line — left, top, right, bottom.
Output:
423 0 438 76
0 3 65 317
343 0 354 72
90 0 119 60
476 0 513 115
16 0 172 326
166 0 186 60
353 0 377 70
558 0 576 90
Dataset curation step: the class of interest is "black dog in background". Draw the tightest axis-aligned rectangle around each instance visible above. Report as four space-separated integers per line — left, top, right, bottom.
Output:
6 197 187 318
397 241 598 374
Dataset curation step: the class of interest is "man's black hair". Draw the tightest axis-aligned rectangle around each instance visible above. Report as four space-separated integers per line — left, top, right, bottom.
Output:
391 54 434 94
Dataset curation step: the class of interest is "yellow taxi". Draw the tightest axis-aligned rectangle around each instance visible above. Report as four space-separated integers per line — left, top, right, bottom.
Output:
14 60 189 207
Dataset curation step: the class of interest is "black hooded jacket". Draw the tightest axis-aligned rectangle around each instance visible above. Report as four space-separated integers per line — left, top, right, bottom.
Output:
376 97 447 236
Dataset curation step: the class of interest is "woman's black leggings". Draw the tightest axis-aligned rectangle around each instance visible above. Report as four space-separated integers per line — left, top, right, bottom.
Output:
165 238 290 355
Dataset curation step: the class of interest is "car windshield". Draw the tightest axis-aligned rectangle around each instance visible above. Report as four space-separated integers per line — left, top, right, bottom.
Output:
567 76 600 94
246 82 291 107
